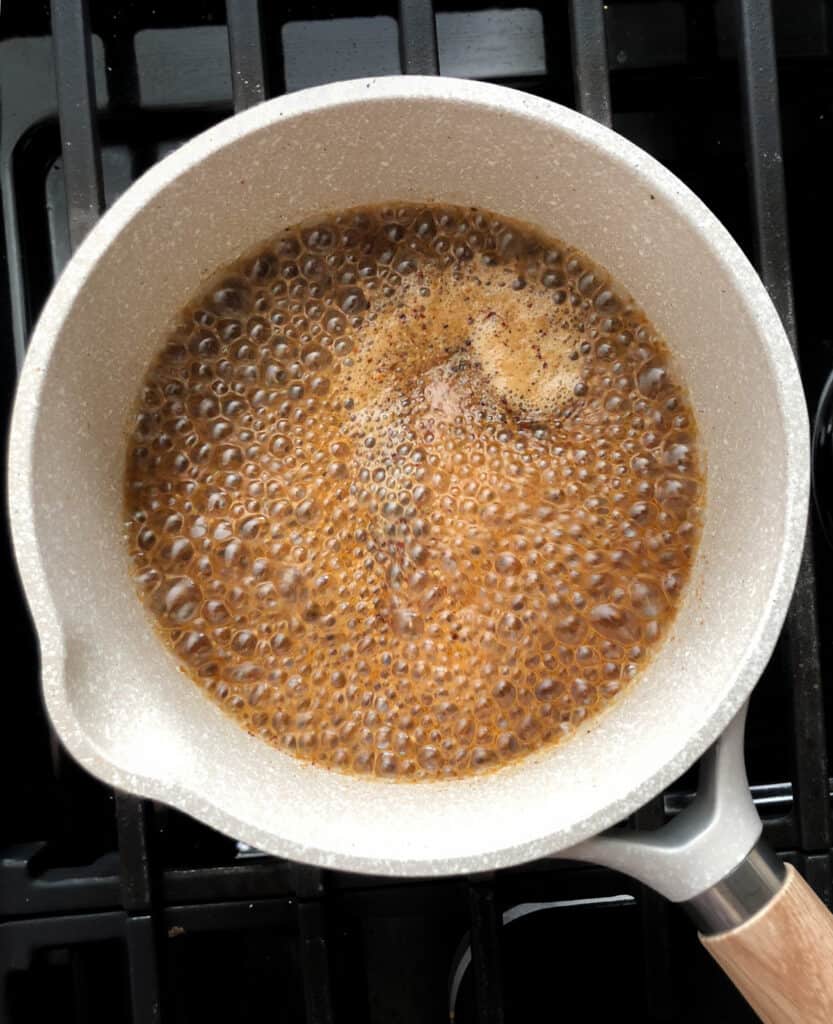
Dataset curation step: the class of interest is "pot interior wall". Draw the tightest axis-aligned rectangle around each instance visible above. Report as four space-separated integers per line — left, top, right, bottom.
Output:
22 86 799 869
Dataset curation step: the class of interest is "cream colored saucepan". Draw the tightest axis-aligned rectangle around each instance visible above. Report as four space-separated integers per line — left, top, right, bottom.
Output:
9 79 833 1021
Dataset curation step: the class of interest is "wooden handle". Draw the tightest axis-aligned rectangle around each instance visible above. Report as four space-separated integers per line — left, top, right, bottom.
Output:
701 864 833 1023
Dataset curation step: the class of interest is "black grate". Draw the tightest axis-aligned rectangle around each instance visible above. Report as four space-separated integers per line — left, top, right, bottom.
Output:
1 2 832 1022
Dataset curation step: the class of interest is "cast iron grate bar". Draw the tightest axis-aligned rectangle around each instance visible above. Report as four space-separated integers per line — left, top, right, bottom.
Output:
0 911 161 1024
226 0 267 112
783 542 830 856
568 0 612 128
633 800 676 1017
397 0 439 76
735 0 832 872
291 865 335 1024
297 902 335 1024
48 2 165 1018
125 915 163 1024
467 881 505 1024
0 912 127 975
116 795 153 913
736 0 796 337
49 0 104 249
803 852 833 910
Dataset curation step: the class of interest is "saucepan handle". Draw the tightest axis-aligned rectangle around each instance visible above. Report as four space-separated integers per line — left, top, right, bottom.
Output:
559 705 833 1023
701 863 833 1024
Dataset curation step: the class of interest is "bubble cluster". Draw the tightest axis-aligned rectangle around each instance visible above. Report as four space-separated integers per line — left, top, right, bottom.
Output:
125 203 703 781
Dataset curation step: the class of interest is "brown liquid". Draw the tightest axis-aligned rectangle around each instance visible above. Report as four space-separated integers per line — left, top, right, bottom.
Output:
125 203 703 780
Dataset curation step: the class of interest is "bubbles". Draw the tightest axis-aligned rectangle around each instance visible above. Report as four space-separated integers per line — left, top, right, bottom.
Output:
495 552 521 575
629 577 667 619
637 360 669 398
126 201 703 782
161 577 200 623
589 603 641 644
392 608 424 637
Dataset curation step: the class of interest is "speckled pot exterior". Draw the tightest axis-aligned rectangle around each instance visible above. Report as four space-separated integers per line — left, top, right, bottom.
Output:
8 77 808 876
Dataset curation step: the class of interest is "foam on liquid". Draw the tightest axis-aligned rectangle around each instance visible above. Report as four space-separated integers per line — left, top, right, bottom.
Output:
125 204 703 780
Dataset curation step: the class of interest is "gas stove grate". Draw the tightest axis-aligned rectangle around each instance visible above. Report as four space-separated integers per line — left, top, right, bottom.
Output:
1 2 831 1022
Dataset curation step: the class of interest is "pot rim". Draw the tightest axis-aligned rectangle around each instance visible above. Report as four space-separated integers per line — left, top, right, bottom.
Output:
7 76 809 874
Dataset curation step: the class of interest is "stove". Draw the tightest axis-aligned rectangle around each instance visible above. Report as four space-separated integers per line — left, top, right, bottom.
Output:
1 2 832 1021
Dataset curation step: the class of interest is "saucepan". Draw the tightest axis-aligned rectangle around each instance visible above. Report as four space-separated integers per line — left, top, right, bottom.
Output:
8 78 833 1021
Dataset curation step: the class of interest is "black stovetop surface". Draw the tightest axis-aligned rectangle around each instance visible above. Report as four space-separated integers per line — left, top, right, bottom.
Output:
1 2 832 1022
